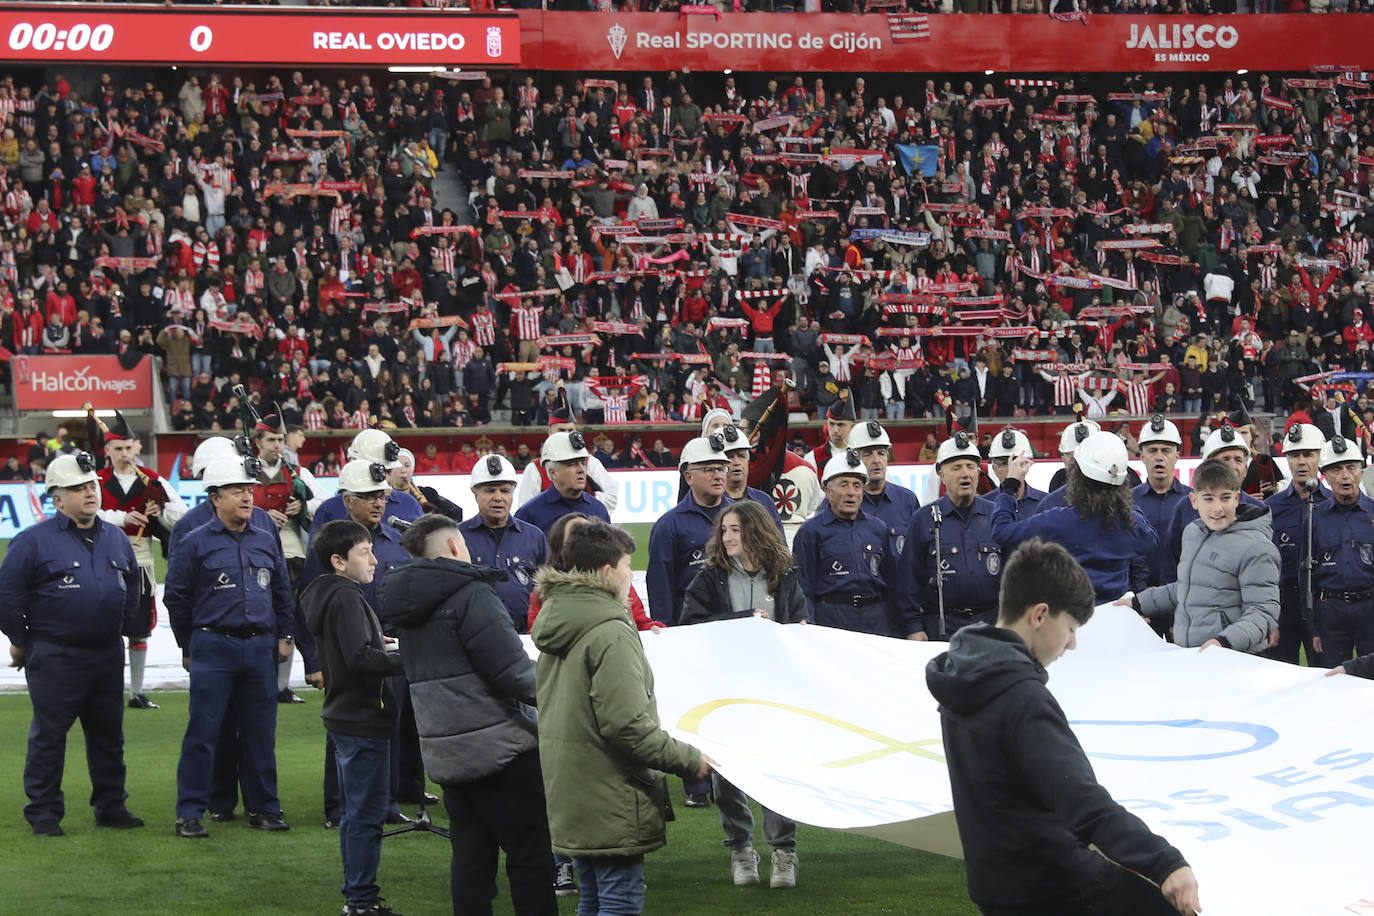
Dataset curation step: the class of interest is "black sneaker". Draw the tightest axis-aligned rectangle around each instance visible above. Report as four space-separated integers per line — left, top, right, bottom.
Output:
553 861 577 896
209 811 236 823
128 694 159 710
278 688 306 704
384 810 413 826
31 820 63 837
343 900 403 916
248 812 290 831
324 818 340 830
175 817 209 839
95 809 145 829
684 793 711 808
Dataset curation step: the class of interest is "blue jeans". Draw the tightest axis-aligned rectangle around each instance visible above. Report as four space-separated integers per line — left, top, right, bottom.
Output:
169 376 191 403
429 127 449 160
574 855 645 916
332 732 392 908
192 351 213 377
176 630 280 819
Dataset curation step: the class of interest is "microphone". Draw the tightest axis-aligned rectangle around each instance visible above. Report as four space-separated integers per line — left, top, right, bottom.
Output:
1303 478 1320 492
386 515 412 530
930 502 943 527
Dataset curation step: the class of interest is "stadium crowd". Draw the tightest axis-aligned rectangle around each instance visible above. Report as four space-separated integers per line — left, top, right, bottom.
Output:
3 59 1374 461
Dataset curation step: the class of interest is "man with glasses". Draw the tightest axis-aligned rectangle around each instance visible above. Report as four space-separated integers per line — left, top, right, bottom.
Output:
514 431 611 530
647 434 736 629
307 429 420 532
166 455 294 839
646 434 734 807
0 452 145 837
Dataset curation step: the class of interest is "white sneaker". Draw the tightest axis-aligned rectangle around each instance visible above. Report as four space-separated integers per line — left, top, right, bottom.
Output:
770 849 798 888
730 846 760 886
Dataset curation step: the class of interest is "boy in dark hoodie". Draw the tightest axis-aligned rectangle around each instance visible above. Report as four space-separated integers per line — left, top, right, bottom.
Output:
301 520 406 916
925 539 1202 916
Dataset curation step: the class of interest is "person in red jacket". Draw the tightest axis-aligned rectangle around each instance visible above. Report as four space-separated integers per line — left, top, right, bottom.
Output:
12 293 44 354
739 294 784 352
25 199 58 235
71 163 97 211
1343 312 1374 354
449 440 480 474
45 281 77 326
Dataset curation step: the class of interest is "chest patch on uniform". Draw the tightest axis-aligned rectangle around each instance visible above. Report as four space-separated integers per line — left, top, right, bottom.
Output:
257 568 272 589
830 559 850 576
894 534 905 557
1279 532 1291 544
986 552 1001 576
59 574 80 590
774 482 799 518
215 572 236 591
1362 544 1374 567
869 554 881 576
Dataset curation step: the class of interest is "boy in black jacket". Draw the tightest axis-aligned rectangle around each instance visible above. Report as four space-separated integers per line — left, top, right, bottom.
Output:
925 538 1202 916
301 520 406 916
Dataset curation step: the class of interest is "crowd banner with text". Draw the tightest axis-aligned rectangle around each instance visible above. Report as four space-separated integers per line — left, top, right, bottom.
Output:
516 11 1374 73
0 7 1370 72
0 5 520 66
12 354 155 412
638 611 1374 915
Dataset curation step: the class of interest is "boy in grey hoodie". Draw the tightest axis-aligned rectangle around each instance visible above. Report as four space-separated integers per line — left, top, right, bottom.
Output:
1126 459 1280 652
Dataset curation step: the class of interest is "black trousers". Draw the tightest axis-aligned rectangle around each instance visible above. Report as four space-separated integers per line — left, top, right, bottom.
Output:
979 864 1181 916
441 750 558 916
210 699 250 815
23 639 128 824
1261 584 1315 666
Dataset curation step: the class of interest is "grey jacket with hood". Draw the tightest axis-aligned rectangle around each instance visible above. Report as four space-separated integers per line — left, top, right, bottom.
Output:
1137 503 1280 653
378 557 537 785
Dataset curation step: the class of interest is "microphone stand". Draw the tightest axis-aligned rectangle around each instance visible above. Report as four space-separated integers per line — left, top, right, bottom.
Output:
384 804 450 840
931 502 946 639
1304 481 1317 659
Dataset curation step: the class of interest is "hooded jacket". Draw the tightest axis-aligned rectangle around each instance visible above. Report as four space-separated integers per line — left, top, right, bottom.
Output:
679 563 809 625
300 573 405 739
378 557 537 785
1137 503 1280 653
530 567 702 858
925 624 1188 910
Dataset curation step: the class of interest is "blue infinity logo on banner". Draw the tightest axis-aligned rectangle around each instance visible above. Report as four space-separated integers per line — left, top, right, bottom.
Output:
1070 719 1279 762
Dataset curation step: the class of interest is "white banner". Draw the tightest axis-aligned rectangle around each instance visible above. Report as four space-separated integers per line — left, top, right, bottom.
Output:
641 610 1374 915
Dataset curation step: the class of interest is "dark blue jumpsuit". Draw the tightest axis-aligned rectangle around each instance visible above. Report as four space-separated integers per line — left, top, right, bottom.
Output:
0 513 141 827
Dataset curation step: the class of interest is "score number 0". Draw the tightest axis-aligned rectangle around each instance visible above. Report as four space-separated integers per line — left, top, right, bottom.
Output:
189 24 213 53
